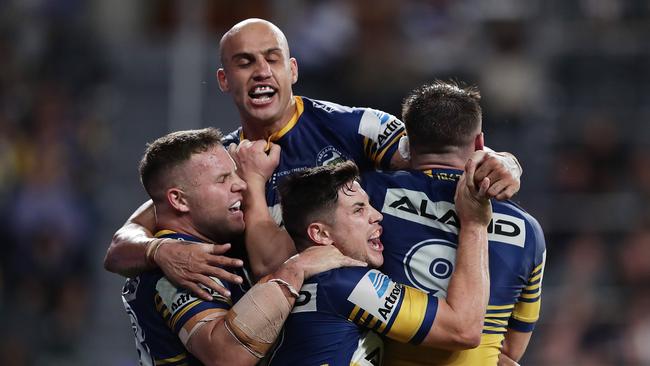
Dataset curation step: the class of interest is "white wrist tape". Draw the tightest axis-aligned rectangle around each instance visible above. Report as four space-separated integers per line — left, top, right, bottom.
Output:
225 281 292 358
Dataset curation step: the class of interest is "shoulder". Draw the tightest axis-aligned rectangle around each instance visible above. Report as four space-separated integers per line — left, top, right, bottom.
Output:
492 200 546 254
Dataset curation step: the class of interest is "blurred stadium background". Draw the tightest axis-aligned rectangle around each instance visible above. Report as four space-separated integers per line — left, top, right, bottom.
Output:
1 0 649 365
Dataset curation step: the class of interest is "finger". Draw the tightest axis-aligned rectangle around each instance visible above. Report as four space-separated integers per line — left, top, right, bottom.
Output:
268 143 281 161
251 139 267 152
485 179 509 199
182 281 214 301
205 254 244 268
495 183 519 201
227 143 237 155
210 243 231 254
478 177 491 200
464 160 479 194
194 273 233 298
201 265 244 284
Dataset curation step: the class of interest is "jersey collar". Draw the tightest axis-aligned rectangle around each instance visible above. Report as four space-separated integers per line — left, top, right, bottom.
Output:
239 96 304 151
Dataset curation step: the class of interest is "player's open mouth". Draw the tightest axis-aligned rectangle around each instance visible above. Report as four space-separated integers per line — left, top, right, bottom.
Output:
248 85 277 105
368 229 383 252
228 200 242 213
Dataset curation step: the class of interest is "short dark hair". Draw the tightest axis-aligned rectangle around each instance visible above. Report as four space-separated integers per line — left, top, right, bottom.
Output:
139 128 224 201
402 80 482 154
279 161 360 251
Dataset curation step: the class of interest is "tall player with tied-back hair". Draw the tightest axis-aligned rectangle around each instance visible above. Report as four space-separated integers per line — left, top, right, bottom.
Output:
360 80 547 365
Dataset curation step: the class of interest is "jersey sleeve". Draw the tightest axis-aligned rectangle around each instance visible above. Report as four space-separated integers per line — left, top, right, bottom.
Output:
222 128 242 146
154 276 233 345
328 268 438 345
509 217 547 332
356 108 405 169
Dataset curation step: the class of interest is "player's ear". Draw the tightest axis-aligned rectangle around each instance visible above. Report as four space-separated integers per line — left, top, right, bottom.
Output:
307 222 332 246
289 57 298 85
217 68 229 92
474 132 484 151
167 187 190 213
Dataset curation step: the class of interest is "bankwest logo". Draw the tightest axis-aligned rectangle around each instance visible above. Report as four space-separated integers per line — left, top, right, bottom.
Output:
367 272 390 297
382 188 527 248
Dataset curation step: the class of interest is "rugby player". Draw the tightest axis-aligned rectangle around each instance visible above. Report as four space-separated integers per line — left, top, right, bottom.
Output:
267 160 491 365
361 81 547 365
104 18 522 298
122 128 364 365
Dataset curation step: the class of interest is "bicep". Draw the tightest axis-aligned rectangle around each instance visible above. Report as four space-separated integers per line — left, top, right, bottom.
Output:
126 200 156 232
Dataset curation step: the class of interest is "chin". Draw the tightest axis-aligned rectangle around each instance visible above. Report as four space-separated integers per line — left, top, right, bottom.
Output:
368 255 384 269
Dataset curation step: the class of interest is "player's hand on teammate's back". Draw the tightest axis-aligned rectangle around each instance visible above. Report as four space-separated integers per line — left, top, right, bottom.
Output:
290 246 367 279
229 139 281 185
470 150 522 201
455 154 493 228
155 240 244 301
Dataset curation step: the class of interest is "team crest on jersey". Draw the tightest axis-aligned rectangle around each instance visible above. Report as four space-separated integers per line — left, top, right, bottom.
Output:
403 239 457 296
348 270 402 322
317 146 346 166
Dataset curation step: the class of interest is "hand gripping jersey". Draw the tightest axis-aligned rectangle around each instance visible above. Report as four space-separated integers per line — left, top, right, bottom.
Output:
223 96 405 224
268 267 439 366
121 231 251 366
362 169 547 366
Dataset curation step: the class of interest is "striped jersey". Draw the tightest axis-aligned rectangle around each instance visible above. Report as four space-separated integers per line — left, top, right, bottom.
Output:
268 267 439 366
223 96 405 224
121 231 251 366
361 168 547 365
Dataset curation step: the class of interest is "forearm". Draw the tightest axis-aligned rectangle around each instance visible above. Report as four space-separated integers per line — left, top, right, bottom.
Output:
424 223 489 349
192 261 303 364
501 329 532 362
244 180 297 278
104 201 158 276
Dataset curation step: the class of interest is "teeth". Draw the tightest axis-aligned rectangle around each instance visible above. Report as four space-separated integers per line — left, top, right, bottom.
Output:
250 86 275 95
229 201 241 211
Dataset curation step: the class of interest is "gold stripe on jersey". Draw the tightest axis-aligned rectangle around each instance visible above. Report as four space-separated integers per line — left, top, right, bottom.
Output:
267 96 304 143
154 230 177 238
513 260 545 323
373 131 406 167
155 352 187 365
366 317 379 329
348 305 361 322
377 318 388 333
386 286 428 343
484 318 509 326
384 333 504 366
512 298 541 323
154 294 172 326
171 299 202 329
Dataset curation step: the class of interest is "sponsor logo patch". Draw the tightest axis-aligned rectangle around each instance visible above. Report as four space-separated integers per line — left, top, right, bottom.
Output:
348 269 402 322
382 188 526 247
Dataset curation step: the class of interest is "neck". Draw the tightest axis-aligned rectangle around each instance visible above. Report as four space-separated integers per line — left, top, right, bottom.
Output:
409 150 469 172
156 214 214 244
240 96 297 140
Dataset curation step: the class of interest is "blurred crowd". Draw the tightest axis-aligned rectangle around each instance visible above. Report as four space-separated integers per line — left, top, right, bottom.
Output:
0 0 648 365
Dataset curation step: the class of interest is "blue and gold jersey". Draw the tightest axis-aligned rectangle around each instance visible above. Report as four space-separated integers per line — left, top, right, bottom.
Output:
224 96 405 224
362 169 547 366
121 231 251 366
268 267 439 366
